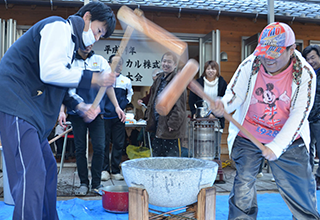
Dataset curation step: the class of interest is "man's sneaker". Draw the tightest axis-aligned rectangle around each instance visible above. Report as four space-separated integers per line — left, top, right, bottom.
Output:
75 184 88 196
92 184 104 194
111 173 124 180
256 172 263 178
101 171 111 181
271 177 275 182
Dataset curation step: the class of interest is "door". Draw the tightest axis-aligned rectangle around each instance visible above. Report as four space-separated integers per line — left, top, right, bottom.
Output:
199 30 220 76
0 19 5 59
241 33 260 61
242 33 304 60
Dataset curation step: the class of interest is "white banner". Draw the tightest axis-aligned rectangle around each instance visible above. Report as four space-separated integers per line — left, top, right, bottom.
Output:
93 39 167 86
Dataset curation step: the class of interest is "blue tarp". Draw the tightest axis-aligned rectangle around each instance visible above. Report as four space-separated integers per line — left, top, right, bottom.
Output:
0 192 317 219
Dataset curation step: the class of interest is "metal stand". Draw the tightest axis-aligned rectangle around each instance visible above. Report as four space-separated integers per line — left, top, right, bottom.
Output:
188 118 224 183
58 124 72 174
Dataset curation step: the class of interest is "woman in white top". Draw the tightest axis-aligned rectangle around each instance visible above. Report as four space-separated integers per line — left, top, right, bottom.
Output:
188 60 227 159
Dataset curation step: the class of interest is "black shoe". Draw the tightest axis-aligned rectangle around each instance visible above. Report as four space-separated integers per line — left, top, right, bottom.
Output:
315 176 320 190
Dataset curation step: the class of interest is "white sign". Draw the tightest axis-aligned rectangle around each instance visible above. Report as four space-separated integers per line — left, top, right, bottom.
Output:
93 39 166 86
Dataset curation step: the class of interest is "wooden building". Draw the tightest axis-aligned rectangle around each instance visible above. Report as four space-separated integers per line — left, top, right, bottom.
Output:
1 0 320 159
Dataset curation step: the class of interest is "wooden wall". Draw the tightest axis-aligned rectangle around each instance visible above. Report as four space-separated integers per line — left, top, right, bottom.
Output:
2 4 320 159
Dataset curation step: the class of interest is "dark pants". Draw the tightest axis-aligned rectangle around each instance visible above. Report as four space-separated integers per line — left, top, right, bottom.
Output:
0 112 58 220
229 136 320 220
309 121 320 176
151 137 179 157
103 117 125 174
69 115 105 189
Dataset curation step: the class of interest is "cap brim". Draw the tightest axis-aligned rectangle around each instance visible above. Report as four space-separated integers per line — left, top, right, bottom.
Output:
254 44 286 59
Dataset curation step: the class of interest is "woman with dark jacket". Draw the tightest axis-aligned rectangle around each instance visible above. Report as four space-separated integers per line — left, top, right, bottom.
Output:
188 60 227 157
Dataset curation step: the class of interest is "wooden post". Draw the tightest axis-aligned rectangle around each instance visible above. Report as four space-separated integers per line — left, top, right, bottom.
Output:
129 187 149 220
197 186 216 220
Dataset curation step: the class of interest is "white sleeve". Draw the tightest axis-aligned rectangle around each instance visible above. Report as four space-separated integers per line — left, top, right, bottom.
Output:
221 56 253 113
126 78 133 103
100 56 111 73
68 88 84 103
39 21 83 87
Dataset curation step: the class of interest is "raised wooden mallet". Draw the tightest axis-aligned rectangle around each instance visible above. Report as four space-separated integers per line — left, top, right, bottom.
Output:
188 80 266 151
117 5 187 58
91 8 143 109
156 61 266 152
92 6 188 109
156 59 199 116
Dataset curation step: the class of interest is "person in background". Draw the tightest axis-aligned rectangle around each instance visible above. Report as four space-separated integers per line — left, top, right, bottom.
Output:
58 46 125 196
302 44 320 190
0 2 116 219
188 60 227 159
145 52 187 157
137 68 161 107
212 22 320 219
101 54 133 181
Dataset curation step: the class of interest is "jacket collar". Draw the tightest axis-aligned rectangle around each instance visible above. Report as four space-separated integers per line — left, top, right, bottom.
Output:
75 50 95 60
67 15 86 51
160 70 176 81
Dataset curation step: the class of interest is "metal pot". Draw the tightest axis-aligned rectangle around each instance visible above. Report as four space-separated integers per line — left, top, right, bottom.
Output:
194 100 211 118
100 185 129 213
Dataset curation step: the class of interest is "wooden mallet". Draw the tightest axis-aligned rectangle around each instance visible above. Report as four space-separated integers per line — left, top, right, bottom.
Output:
92 5 188 109
156 59 199 116
156 61 266 151
188 80 266 151
91 8 143 109
117 5 187 59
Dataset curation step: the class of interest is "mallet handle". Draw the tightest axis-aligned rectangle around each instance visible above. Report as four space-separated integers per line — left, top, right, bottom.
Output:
48 127 73 144
91 8 143 109
117 6 187 56
188 80 266 152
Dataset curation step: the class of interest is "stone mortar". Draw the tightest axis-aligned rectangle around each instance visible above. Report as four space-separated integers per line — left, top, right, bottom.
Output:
121 157 218 207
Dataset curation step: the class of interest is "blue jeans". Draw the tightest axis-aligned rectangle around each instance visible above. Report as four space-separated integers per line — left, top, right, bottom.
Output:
309 120 320 177
69 115 105 188
103 117 125 174
229 136 320 220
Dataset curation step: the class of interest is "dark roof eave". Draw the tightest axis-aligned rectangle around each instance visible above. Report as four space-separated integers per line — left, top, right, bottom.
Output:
118 5 320 25
3 1 320 25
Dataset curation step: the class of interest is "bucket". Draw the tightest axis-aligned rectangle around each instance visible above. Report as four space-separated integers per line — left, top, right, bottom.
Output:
101 185 128 213
1 146 15 205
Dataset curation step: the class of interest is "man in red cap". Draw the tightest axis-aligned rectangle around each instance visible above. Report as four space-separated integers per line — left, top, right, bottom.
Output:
213 22 320 219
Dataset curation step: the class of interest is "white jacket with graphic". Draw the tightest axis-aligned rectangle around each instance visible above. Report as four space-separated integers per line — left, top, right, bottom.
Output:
221 50 316 158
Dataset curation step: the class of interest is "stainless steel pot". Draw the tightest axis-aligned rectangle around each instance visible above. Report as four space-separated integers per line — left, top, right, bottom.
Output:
194 100 211 118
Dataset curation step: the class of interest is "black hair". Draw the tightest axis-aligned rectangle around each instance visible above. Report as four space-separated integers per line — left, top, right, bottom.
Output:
108 54 124 64
161 51 178 64
75 2 116 38
302 45 320 59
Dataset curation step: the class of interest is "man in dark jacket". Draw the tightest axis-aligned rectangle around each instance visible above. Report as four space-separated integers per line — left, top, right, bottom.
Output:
0 2 116 219
302 44 320 189
145 52 187 157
